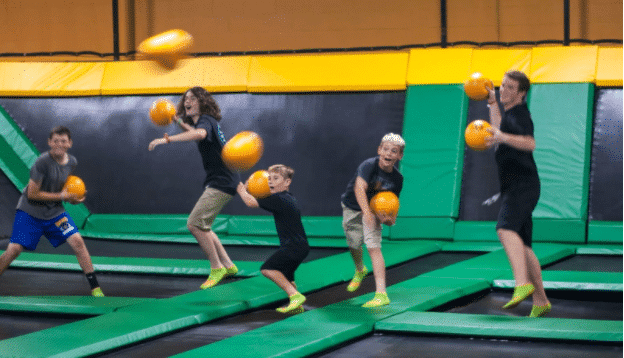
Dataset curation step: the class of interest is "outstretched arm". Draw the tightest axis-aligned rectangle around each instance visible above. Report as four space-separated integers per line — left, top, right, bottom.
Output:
148 127 207 151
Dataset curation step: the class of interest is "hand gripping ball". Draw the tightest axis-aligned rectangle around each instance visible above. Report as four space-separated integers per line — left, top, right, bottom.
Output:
63 175 86 199
221 131 264 172
149 99 176 126
370 191 400 218
465 119 492 151
246 170 271 199
464 72 494 101
137 29 194 69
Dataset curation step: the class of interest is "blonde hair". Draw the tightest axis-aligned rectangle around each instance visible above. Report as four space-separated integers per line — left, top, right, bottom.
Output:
268 164 294 180
380 133 406 153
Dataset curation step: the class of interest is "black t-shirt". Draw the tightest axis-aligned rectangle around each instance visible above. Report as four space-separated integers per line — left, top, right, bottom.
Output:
258 191 309 249
341 156 403 211
495 103 540 192
194 115 237 195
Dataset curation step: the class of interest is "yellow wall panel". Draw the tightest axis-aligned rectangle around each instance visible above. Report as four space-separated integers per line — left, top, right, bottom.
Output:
530 46 599 83
406 48 473 85
596 47 623 87
100 57 251 95
247 53 409 92
469 49 532 86
0 62 105 96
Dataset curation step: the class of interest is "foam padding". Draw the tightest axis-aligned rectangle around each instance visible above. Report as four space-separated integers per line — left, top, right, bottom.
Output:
376 311 622 342
406 48 473 85
0 62 105 96
172 276 489 358
453 221 498 242
100 57 251 95
588 221 623 244
401 85 467 218
494 270 623 291
576 244 623 255
468 49 532 86
441 241 503 252
247 53 409 92
389 217 455 239
0 296 155 315
83 213 229 235
530 46 599 83
596 47 623 87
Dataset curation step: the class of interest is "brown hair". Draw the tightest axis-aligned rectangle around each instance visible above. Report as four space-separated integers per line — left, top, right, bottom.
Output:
268 164 294 180
177 86 222 124
505 70 531 97
49 126 71 140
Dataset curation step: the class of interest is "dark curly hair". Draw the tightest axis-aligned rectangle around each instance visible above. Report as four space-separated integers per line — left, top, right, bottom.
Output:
177 86 222 124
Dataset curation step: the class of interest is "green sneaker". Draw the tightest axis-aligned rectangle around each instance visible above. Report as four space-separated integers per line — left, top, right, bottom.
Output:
91 287 105 297
362 292 390 308
347 267 368 292
225 264 238 277
285 306 305 315
502 284 535 309
276 293 306 313
529 303 552 318
200 267 227 289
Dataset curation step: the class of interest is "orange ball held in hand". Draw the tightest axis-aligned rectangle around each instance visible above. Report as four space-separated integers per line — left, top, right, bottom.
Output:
370 191 400 218
149 99 176 126
465 119 492 151
246 170 271 199
63 175 86 199
221 131 264 172
137 29 194 69
464 72 494 101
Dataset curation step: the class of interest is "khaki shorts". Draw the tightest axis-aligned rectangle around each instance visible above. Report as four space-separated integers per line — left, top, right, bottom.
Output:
342 203 382 249
187 187 233 231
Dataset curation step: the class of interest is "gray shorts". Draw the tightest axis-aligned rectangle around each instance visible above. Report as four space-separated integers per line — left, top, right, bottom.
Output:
342 203 382 249
187 187 232 231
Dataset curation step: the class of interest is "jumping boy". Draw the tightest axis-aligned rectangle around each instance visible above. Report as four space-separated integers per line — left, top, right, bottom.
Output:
237 164 310 314
341 133 405 308
0 126 104 297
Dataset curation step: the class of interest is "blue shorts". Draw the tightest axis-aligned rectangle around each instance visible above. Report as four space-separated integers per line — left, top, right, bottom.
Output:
10 210 79 251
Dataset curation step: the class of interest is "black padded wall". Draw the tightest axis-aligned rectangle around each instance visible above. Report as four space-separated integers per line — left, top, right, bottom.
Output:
0 168 20 238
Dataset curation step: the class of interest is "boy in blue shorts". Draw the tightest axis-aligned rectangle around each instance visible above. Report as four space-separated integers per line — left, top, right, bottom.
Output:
0 126 104 297
341 133 404 308
237 164 310 314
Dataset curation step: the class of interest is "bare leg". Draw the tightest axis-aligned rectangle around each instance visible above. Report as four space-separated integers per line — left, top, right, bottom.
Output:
349 246 365 271
66 233 96 274
497 229 529 285
261 269 298 296
367 247 386 293
208 231 234 268
525 247 550 306
0 243 23 275
188 225 223 269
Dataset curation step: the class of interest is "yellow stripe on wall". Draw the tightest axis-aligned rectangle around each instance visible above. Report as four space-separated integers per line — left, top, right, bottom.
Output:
247 53 409 92
0 62 105 96
596 47 623 87
406 48 473 85
530 46 599 83
469 49 532 86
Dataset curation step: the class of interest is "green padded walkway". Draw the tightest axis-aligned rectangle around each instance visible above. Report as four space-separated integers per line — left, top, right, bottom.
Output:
376 311 622 342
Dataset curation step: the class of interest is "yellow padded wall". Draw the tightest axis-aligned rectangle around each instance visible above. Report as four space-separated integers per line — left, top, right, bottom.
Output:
246 53 409 92
406 48 473 85
100 57 251 95
530 46 599 83
0 62 105 96
469 49 532 86
596 47 623 87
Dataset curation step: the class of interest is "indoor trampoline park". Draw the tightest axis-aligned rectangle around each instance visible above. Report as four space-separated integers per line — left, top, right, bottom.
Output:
0 2 622 358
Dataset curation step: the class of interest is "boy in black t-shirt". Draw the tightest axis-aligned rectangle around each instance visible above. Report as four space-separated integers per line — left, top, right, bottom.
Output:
237 165 310 314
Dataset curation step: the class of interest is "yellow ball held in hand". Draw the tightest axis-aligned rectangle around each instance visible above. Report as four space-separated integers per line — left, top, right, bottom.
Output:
149 99 176 126
464 72 494 101
63 175 86 199
246 170 271 199
137 29 194 69
370 191 400 218
221 131 264 172
465 119 492 151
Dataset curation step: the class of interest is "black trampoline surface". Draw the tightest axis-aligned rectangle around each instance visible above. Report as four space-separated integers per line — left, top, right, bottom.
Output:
92 252 482 358
0 237 346 262
433 289 623 321
544 255 623 272
310 333 623 358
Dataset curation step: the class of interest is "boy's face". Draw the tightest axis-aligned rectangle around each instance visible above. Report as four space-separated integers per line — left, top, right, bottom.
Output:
377 141 403 171
500 76 525 106
184 91 200 118
48 133 72 158
268 172 291 194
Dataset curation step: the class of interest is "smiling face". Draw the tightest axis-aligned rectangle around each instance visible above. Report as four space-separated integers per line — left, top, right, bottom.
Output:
377 141 403 172
183 90 201 121
48 133 72 161
267 171 291 194
499 75 526 109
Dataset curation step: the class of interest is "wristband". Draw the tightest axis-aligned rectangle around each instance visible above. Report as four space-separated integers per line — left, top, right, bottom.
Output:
164 134 171 144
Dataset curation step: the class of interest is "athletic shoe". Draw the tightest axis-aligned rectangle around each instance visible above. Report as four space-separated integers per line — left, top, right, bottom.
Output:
529 303 552 318
91 287 105 297
502 283 535 309
347 267 368 292
362 292 390 308
225 264 238 277
200 267 227 289
276 293 306 313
